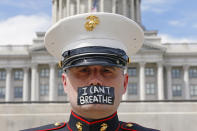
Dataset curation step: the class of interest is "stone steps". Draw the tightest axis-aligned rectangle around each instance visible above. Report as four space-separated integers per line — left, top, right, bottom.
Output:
0 102 197 131
0 102 197 114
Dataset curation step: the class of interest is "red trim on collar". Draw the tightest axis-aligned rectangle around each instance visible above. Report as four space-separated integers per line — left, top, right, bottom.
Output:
120 123 137 131
36 122 66 131
115 123 120 131
71 111 117 125
67 123 73 131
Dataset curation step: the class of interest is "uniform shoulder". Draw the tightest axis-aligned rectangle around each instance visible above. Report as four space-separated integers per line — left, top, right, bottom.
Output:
20 122 66 131
120 121 160 131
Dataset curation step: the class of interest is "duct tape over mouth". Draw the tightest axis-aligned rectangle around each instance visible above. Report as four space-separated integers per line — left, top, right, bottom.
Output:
77 85 115 105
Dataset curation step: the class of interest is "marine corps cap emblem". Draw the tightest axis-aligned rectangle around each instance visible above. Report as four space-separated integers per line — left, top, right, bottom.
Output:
58 61 62 68
85 15 100 31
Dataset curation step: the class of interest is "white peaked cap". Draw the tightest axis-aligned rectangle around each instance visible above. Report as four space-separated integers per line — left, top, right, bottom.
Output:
44 12 144 61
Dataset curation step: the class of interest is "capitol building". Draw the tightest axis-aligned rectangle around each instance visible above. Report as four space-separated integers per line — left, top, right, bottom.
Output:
1 0 197 102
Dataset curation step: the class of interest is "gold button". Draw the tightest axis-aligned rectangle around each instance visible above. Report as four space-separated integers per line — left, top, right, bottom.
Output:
54 122 61 126
126 123 133 127
76 122 83 131
100 123 108 131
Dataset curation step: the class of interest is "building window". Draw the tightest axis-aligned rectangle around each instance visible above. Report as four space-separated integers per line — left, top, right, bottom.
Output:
0 87 5 98
58 83 66 96
172 68 181 78
40 68 49 77
14 70 23 80
14 87 23 98
190 85 197 96
128 68 137 77
58 69 63 77
189 68 197 78
128 83 137 95
145 67 155 76
0 70 6 80
40 84 49 96
146 83 155 95
172 85 182 97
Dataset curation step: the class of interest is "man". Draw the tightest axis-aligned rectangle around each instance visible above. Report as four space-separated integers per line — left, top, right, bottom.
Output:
22 12 159 131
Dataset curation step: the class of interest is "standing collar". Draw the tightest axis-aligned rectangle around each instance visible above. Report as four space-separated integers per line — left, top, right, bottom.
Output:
67 111 120 131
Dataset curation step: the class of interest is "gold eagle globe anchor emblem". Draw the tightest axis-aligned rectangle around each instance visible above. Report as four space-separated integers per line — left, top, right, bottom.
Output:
100 123 108 131
85 15 100 31
76 122 83 131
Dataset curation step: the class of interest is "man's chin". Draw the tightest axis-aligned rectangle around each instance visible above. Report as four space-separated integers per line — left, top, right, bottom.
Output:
71 104 117 119
79 104 114 111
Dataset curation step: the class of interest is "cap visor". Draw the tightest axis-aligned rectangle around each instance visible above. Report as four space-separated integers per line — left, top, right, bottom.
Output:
63 57 125 69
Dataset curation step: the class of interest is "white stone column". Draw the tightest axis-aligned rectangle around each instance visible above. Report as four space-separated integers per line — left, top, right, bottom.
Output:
139 62 145 100
23 67 29 101
183 65 190 99
59 0 63 19
157 62 164 100
166 66 172 100
56 0 59 21
100 0 104 12
63 0 66 17
130 0 135 20
122 0 127 16
136 0 141 23
88 0 92 12
112 0 116 13
76 0 80 14
138 0 142 23
52 0 57 24
49 64 57 101
70 3 75 16
66 0 70 16
31 64 39 101
80 4 85 13
5 68 12 102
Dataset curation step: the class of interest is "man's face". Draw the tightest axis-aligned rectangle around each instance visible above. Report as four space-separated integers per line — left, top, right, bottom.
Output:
62 65 128 118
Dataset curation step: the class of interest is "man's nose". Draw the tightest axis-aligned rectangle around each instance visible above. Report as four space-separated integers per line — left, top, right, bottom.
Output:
88 70 103 85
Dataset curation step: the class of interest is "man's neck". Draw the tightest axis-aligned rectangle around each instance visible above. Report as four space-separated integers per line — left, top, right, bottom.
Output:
72 108 116 119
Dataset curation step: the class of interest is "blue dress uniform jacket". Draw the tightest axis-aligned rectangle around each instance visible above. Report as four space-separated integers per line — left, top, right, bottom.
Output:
21 111 160 131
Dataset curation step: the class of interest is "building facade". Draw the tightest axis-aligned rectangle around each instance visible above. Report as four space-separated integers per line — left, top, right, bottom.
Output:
0 0 197 102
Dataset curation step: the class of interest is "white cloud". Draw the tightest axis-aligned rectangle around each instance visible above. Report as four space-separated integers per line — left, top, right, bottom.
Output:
151 8 167 14
143 0 166 5
193 24 197 29
159 34 197 43
0 14 51 45
0 0 50 10
168 20 185 27
141 0 175 14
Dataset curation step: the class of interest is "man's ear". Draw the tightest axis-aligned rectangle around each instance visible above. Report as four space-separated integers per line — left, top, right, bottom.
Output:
62 73 68 93
123 73 128 94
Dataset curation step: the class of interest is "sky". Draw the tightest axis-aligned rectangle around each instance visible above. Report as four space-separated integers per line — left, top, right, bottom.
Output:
0 0 196 45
